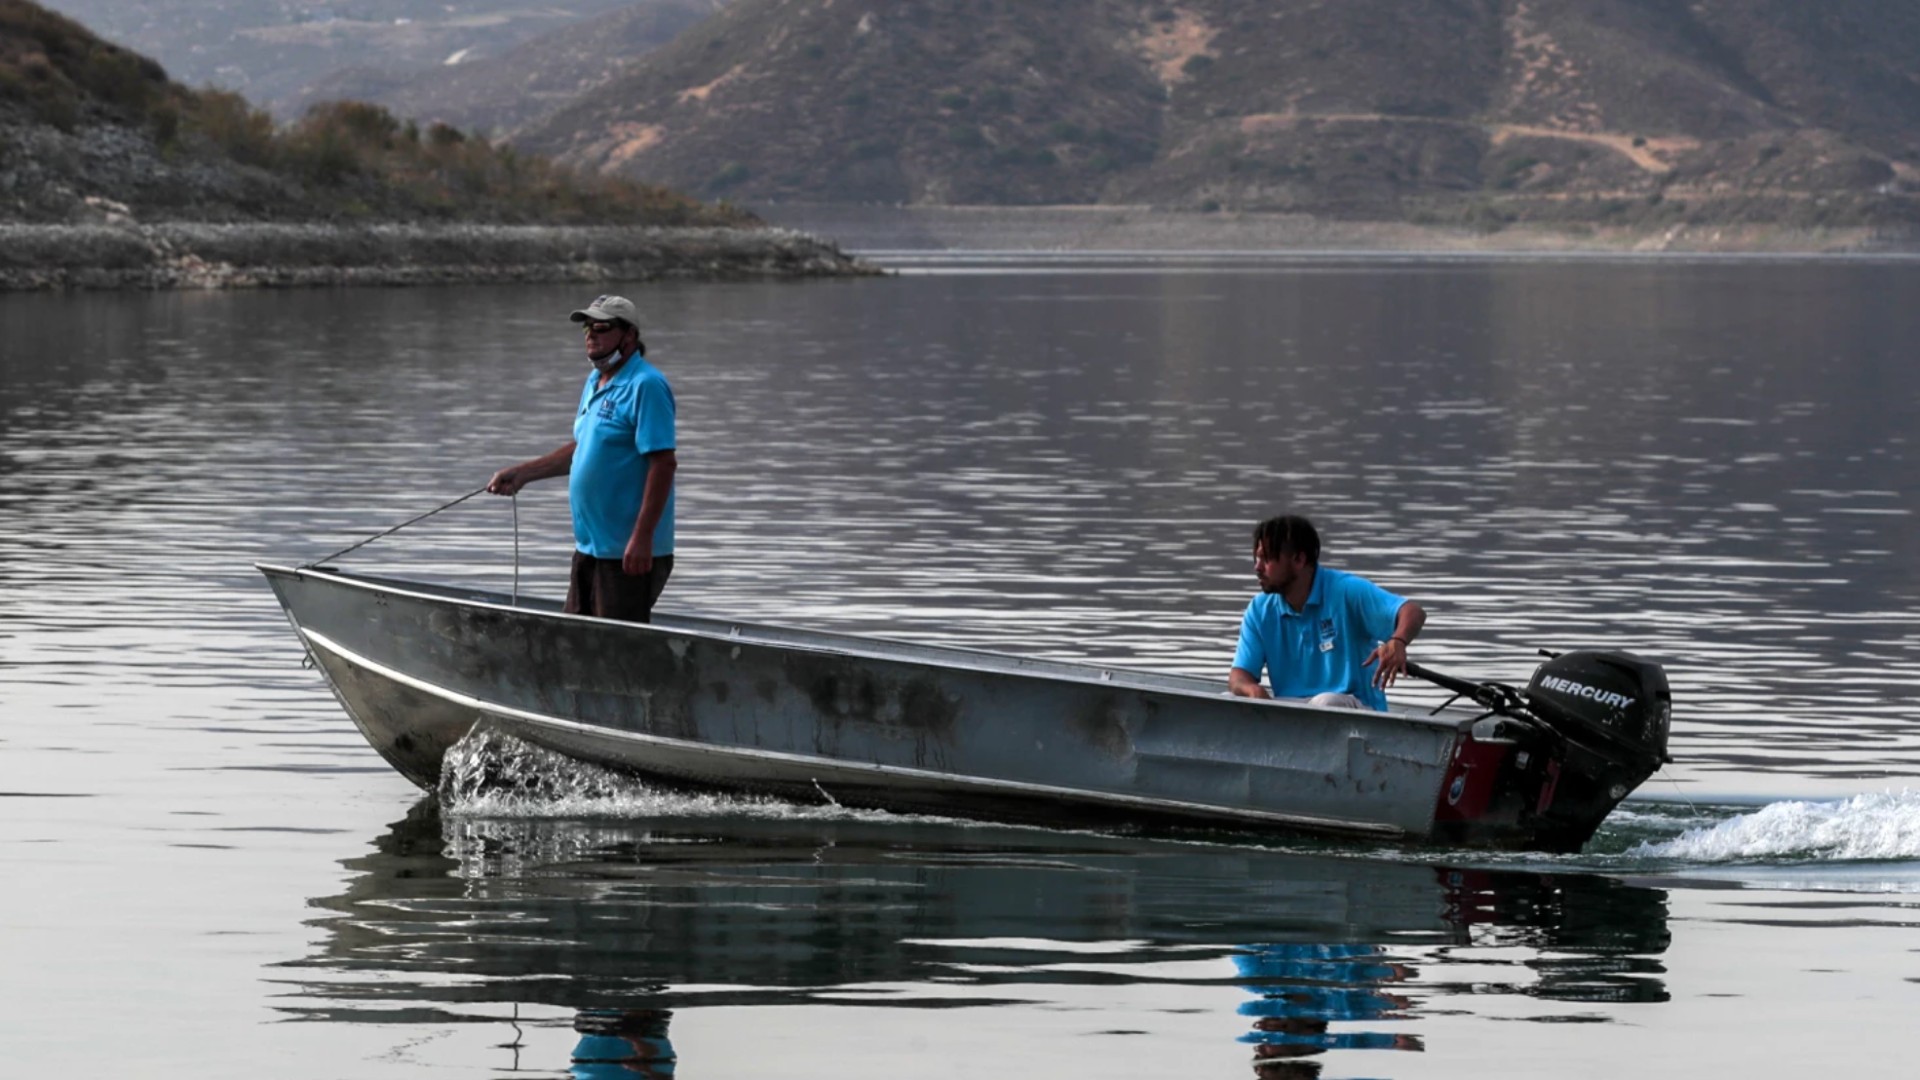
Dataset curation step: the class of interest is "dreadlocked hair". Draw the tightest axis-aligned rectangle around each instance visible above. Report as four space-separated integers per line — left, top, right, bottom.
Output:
1253 514 1320 565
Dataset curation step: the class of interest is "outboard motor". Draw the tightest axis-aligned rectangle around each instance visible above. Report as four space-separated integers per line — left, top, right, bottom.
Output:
1521 650 1672 851
1410 650 1672 853
1524 650 1672 771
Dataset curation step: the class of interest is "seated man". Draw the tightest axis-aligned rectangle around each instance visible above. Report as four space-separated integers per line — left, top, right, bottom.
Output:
1228 514 1425 711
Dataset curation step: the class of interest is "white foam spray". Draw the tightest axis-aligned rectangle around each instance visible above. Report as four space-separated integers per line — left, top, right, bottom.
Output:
438 725 921 824
1629 789 1920 862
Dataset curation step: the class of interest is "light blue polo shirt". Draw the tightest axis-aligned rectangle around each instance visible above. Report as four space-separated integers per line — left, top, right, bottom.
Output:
569 355 674 560
1232 566 1407 711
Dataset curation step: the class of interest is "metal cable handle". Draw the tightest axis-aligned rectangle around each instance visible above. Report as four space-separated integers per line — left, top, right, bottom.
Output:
301 485 526 605
300 486 490 568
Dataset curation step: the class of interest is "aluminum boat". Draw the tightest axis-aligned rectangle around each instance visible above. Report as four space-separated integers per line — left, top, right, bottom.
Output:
259 563 1672 852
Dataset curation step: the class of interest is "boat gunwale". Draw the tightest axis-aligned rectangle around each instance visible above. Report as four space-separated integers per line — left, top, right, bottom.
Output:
257 562 1477 733
297 624 1410 839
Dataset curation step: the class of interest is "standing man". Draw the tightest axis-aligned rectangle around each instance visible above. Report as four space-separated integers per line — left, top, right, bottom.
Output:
1228 514 1425 711
487 295 677 623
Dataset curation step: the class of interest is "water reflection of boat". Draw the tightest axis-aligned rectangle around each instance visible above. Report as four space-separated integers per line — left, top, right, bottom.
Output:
260 564 1671 852
281 802 1673 1073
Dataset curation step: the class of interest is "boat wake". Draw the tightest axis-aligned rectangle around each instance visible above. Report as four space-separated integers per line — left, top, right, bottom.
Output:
436 729 1920 888
1620 790 1920 863
438 726 913 824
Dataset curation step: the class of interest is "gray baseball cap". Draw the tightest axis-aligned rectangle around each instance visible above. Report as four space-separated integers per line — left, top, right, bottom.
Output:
569 294 638 326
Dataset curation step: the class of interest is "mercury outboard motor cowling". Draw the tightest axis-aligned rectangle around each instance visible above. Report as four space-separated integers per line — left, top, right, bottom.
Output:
1524 650 1672 770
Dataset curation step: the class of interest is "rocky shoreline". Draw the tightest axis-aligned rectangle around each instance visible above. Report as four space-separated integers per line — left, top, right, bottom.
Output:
0 222 878 290
757 204 1920 255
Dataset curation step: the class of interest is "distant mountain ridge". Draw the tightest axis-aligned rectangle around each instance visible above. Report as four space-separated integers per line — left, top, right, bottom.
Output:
0 0 747 227
290 0 727 135
509 0 1920 228
35 0 648 116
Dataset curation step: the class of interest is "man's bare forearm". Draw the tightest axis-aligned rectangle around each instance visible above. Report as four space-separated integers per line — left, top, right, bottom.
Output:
488 441 576 495
517 442 578 483
621 450 678 575
1393 602 1426 645
629 451 677 543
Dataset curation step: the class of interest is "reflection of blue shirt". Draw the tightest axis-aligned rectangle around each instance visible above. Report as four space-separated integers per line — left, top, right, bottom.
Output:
1233 943 1414 1056
569 355 675 559
1238 1029 1407 1051
1233 944 1401 1022
572 1032 676 1078
1238 987 1398 1020
1233 943 1398 988
1233 567 1406 711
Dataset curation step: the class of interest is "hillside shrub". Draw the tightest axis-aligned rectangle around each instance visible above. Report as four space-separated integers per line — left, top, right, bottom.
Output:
320 100 400 147
285 121 361 185
992 145 1055 168
2 1 751 227
148 98 179 148
1463 199 1514 232
77 46 162 115
1089 128 1153 166
1 1 170 129
708 161 750 190
1378 99 1453 118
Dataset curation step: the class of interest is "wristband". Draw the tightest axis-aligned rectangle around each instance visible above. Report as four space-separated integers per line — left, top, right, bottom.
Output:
1388 637 1408 646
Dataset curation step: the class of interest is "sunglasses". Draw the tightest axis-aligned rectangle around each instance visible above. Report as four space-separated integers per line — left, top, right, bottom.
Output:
582 321 622 335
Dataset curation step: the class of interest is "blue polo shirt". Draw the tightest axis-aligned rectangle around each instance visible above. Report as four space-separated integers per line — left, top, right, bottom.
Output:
1233 566 1407 711
569 355 674 559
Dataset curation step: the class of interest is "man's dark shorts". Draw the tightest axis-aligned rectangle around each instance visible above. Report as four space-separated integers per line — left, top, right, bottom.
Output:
564 552 674 623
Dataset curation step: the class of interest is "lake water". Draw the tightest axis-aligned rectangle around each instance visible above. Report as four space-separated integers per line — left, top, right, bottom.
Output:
4 254 1920 1078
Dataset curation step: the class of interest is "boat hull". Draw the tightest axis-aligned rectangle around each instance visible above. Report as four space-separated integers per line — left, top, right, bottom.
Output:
261 564 1598 849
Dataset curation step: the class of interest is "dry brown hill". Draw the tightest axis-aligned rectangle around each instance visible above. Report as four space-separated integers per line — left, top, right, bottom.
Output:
511 0 1920 228
0 0 748 226
36 0 644 116
290 0 727 136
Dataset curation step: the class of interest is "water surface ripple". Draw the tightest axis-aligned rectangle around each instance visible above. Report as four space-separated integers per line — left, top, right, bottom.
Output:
4 259 1919 1077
